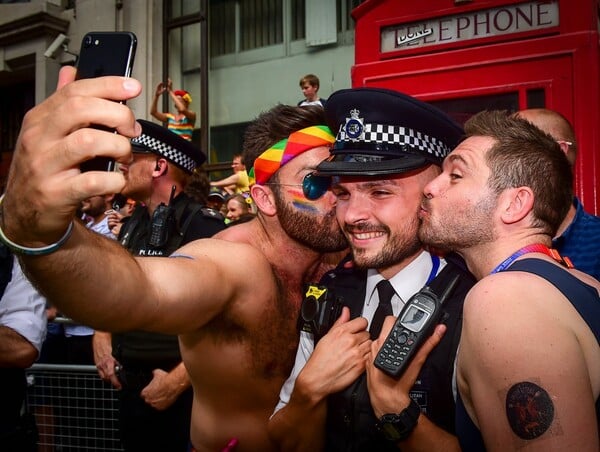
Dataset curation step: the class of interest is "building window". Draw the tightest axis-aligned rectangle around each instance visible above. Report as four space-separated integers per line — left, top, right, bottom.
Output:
337 0 361 33
210 0 236 56
210 0 362 62
168 0 201 18
291 0 305 41
240 0 283 51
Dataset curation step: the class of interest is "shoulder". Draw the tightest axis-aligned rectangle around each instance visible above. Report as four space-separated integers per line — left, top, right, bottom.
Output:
183 207 226 241
178 236 276 289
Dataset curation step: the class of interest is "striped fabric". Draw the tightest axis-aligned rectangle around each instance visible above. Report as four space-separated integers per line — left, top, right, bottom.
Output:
166 114 194 142
249 125 335 185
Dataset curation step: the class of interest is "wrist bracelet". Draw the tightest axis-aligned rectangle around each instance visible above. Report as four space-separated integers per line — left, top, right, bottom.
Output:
0 194 74 256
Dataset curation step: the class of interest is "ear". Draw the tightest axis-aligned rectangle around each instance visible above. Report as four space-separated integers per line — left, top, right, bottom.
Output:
250 184 277 217
499 186 534 225
153 158 168 177
557 141 570 156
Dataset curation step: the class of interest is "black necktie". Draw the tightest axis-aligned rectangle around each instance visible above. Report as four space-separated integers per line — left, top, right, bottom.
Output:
370 279 395 339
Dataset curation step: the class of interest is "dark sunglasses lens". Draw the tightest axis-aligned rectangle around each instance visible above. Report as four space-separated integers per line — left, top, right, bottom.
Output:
302 173 330 200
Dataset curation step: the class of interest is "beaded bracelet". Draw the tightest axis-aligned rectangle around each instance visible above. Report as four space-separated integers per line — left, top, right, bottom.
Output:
0 194 74 256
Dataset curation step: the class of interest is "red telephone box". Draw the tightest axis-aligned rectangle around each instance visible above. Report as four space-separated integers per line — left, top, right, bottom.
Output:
352 0 600 214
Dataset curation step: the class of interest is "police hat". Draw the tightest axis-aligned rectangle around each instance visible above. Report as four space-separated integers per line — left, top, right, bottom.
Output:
316 87 464 176
207 190 226 202
131 119 205 174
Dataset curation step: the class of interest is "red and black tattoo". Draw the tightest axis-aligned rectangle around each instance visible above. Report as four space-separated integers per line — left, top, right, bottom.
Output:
506 381 554 440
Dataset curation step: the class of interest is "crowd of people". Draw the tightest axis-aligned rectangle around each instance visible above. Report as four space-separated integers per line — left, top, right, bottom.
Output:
0 64 598 452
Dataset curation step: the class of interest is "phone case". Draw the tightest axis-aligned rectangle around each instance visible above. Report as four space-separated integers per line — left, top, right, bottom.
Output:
76 32 137 172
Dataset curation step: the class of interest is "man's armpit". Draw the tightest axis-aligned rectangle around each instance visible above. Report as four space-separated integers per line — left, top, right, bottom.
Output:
505 381 558 441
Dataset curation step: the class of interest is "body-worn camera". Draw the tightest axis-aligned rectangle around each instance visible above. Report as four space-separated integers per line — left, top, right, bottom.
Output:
300 284 343 340
374 275 459 378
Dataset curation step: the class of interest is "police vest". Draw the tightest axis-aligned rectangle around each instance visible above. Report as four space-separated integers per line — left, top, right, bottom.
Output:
317 257 475 451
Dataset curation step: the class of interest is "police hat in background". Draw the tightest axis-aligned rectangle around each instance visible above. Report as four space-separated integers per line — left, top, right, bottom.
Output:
316 87 464 176
207 190 226 202
131 119 205 174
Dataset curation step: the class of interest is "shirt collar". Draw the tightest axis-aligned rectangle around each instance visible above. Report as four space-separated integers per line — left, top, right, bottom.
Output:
553 197 581 245
366 250 446 305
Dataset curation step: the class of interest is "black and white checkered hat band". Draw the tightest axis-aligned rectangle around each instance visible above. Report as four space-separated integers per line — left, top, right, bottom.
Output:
132 133 196 173
337 123 451 159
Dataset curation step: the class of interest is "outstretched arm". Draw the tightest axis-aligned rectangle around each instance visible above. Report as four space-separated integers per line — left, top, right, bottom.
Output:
150 81 168 123
210 173 240 194
0 67 259 335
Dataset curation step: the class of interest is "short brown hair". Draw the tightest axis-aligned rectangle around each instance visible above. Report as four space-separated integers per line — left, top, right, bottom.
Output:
299 74 320 89
242 104 327 171
465 110 573 236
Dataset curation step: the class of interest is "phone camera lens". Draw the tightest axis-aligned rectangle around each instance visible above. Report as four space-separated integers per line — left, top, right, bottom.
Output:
84 35 93 47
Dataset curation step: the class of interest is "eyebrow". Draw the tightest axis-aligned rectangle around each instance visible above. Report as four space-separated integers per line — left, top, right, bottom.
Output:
445 154 470 168
333 179 396 190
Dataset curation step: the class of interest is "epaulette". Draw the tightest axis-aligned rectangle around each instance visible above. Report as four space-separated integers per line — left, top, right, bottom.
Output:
199 207 225 222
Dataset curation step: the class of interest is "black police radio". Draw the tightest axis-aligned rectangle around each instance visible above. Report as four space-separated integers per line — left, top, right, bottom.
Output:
374 275 459 378
149 185 176 248
300 284 343 341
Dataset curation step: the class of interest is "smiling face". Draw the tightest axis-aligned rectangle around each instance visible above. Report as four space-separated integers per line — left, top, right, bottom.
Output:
332 165 440 275
226 197 249 221
418 136 498 253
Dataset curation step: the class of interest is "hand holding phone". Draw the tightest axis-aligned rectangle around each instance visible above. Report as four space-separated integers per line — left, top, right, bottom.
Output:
373 275 459 378
75 31 137 172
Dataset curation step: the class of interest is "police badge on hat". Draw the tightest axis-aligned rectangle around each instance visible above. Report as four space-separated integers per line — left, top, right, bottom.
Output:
343 108 364 141
317 87 464 177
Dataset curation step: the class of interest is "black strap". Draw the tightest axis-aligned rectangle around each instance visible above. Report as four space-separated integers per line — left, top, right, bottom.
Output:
170 202 203 250
506 259 600 344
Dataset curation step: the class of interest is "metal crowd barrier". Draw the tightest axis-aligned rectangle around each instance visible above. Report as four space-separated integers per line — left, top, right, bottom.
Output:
24 363 124 451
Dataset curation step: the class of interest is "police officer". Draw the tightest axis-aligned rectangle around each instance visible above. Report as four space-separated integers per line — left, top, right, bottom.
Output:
93 120 225 452
270 88 475 450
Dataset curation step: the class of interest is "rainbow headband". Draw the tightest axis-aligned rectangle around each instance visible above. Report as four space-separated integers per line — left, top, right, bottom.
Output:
249 125 335 185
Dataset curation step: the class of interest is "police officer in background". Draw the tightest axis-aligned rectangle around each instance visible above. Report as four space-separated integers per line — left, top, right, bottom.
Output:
93 120 225 452
270 88 475 451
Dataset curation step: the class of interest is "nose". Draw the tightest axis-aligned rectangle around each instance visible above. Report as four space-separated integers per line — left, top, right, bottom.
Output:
423 173 442 199
338 192 370 225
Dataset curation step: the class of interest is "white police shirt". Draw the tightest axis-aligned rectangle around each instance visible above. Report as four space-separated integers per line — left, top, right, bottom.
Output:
273 250 446 415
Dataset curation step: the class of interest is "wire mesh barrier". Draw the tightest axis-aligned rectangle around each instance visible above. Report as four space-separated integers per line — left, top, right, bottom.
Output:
25 364 124 451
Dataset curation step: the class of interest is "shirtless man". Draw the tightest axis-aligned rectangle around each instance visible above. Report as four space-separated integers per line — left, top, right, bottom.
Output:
0 67 347 451
414 110 600 450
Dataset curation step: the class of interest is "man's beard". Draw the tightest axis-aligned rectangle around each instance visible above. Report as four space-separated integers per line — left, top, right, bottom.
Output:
418 195 496 253
274 193 347 253
345 220 422 270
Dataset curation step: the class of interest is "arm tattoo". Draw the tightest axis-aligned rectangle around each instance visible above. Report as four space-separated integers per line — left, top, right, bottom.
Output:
505 381 554 440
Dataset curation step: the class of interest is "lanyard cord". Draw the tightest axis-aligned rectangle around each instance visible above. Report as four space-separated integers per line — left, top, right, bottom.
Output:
426 254 440 284
490 244 573 274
